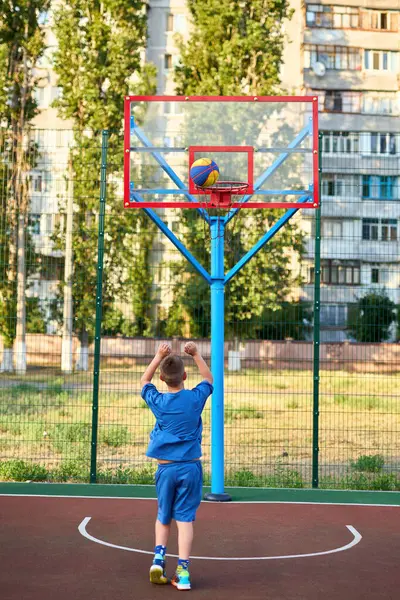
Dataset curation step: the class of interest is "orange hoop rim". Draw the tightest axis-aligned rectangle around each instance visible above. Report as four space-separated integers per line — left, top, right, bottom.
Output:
196 181 249 195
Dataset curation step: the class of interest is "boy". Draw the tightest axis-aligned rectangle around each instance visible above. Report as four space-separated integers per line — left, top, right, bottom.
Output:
140 341 213 591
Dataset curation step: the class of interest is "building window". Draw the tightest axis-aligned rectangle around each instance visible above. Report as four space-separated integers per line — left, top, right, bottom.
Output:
316 260 360 285
322 220 343 238
32 174 43 193
361 10 399 30
306 5 359 29
364 50 398 72
164 54 172 70
304 45 361 70
371 268 380 284
322 175 344 197
320 305 347 327
322 131 359 153
362 93 399 116
320 91 361 113
166 13 174 31
382 219 398 241
362 218 379 241
28 214 41 235
362 176 398 200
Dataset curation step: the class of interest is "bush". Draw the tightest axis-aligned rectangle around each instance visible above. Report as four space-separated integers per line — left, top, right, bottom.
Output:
351 454 385 473
51 460 90 482
0 459 48 481
348 291 395 342
258 301 312 341
99 426 130 447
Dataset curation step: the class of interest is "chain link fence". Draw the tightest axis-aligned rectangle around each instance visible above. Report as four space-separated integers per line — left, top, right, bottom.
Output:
0 128 399 489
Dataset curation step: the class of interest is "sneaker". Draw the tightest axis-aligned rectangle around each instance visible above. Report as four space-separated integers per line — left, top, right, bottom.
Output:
149 557 169 585
171 565 191 590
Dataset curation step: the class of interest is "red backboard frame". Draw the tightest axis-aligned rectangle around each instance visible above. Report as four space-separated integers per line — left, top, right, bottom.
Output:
124 95 319 210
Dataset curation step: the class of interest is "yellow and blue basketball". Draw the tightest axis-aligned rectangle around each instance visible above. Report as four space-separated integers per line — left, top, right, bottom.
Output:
190 158 219 188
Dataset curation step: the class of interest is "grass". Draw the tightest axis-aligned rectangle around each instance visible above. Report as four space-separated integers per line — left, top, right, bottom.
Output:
0 368 399 487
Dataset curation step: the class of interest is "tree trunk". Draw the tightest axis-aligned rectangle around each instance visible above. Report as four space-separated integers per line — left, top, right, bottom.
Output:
15 212 27 374
75 328 89 371
61 161 74 373
0 347 14 372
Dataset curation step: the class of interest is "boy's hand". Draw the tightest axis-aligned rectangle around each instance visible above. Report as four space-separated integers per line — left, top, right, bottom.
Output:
157 343 171 359
184 342 198 357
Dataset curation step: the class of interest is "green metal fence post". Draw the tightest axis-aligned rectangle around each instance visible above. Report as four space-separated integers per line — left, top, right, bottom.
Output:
312 132 322 488
90 129 109 483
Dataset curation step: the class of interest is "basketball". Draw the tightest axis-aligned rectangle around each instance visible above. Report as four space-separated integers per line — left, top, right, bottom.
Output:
190 158 219 188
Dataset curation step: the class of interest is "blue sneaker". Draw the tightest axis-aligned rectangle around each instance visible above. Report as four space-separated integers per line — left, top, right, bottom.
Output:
171 565 191 590
149 555 169 585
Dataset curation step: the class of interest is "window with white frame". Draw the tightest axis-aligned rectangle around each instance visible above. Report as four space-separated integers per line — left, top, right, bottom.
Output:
322 220 343 238
362 218 398 241
320 304 348 327
360 133 397 155
164 54 172 70
364 50 398 72
304 45 361 70
363 10 399 31
166 13 186 33
306 5 359 28
309 260 360 285
362 93 399 116
322 175 345 197
321 131 359 153
371 266 391 285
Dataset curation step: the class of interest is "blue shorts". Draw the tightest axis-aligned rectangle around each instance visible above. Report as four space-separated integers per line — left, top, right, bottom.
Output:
155 460 203 525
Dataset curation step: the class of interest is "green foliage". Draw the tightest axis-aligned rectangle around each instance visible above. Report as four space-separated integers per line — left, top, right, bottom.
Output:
51 1 157 357
164 3 303 339
224 405 263 424
258 301 312 340
351 454 385 473
99 426 130 448
174 0 293 95
0 459 48 482
51 460 90 482
26 297 47 333
225 465 304 488
97 463 156 484
0 2 49 353
348 290 396 342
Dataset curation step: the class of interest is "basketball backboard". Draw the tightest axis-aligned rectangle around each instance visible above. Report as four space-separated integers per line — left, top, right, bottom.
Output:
124 96 319 210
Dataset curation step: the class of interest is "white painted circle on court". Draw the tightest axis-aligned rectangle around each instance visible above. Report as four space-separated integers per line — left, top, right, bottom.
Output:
78 517 362 561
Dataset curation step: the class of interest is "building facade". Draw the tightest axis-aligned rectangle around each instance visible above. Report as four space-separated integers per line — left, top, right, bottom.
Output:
30 1 400 341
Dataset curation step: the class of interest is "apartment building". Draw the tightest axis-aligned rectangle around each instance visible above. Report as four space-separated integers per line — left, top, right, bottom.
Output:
29 1 400 339
283 1 400 340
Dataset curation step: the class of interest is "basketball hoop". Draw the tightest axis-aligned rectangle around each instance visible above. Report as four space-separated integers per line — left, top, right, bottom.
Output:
196 181 249 209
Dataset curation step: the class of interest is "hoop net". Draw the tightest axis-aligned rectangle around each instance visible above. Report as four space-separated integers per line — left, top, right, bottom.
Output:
196 181 249 209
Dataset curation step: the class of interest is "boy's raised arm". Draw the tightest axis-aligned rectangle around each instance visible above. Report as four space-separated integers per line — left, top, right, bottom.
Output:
140 343 171 387
184 342 213 384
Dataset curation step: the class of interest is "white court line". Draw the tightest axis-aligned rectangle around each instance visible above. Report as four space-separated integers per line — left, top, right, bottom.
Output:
78 517 362 561
1 494 399 507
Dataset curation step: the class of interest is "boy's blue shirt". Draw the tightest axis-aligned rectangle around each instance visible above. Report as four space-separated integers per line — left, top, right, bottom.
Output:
141 381 213 461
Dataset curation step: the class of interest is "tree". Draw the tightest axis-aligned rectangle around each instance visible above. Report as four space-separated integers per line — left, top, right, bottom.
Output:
0 1 49 373
174 0 293 96
52 0 156 370
166 0 303 338
348 291 396 343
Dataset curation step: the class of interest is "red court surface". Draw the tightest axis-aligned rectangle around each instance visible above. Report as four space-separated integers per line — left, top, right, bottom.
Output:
0 491 399 600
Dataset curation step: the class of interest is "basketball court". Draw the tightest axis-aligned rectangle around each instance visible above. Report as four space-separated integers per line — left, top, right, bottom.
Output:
1 484 399 600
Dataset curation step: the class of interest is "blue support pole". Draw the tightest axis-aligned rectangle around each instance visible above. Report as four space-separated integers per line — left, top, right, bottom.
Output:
204 218 231 502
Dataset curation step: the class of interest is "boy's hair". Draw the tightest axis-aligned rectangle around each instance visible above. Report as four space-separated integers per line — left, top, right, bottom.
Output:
160 354 185 387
